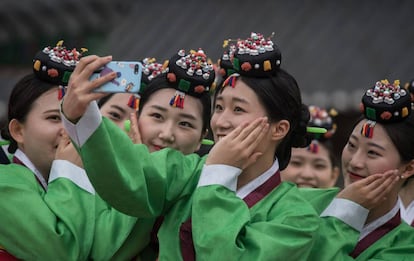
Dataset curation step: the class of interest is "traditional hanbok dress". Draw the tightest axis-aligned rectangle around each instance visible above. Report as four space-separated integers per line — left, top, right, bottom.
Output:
0 149 95 260
399 197 414 226
301 188 414 260
62 101 321 260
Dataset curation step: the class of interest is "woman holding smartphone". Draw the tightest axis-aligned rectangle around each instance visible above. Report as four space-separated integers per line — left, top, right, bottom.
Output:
61 33 322 260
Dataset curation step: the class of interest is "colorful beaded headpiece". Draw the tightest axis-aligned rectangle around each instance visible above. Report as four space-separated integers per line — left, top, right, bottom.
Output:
218 43 237 80
141 57 169 92
360 79 411 138
231 32 282 77
126 57 169 111
166 48 215 108
306 105 338 153
33 40 87 87
220 32 281 89
308 105 337 141
360 79 410 123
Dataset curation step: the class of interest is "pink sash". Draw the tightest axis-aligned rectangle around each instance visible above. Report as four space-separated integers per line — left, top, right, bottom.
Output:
180 170 282 261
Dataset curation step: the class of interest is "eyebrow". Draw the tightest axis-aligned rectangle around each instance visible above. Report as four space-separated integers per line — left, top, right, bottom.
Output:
216 95 250 104
44 109 60 114
109 104 127 113
149 104 198 121
350 134 386 151
367 141 386 151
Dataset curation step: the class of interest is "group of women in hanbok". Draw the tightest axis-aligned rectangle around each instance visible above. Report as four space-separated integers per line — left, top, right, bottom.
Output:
1 33 414 260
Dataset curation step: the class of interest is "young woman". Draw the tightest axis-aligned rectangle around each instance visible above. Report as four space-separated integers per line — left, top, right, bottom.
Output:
61 33 321 260
109 55 213 260
0 49 213 260
281 105 340 188
0 73 96 260
98 92 137 129
399 171 414 226
399 78 414 226
307 79 414 260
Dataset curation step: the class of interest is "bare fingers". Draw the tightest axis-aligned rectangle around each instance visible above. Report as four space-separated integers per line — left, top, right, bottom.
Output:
128 112 142 144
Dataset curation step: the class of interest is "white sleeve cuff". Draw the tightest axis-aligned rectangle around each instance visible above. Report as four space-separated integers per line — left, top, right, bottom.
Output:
197 164 242 192
321 198 369 232
61 100 102 147
49 160 95 194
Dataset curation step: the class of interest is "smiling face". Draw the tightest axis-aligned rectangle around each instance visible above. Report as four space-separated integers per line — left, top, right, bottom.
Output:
281 144 338 188
211 79 277 160
11 88 63 177
99 93 137 129
341 119 403 186
137 88 204 155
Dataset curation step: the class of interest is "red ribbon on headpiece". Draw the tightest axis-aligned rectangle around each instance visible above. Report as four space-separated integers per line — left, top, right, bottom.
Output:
222 73 239 88
127 94 140 111
170 91 185 109
361 120 376 138
57 86 66 100
307 140 319 153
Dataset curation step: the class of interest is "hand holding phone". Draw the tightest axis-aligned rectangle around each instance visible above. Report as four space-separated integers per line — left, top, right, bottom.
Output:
92 61 143 93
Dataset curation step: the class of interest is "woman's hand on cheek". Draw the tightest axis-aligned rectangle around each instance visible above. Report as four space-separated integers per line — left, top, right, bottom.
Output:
62 55 116 123
206 117 269 169
337 169 400 209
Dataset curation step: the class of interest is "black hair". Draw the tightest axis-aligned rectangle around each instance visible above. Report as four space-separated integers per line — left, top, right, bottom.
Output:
0 73 57 153
353 113 414 164
381 113 414 164
352 113 414 186
138 75 211 138
318 139 339 169
215 69 310 170
381 113 414 186
97 93 115 108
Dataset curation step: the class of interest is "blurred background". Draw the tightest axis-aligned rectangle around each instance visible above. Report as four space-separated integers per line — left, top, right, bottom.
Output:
1 0 413 172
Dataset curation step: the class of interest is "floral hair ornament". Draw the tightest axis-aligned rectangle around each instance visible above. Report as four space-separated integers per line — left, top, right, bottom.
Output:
360 79 411 138
166 49 215 109
33 40 87 87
